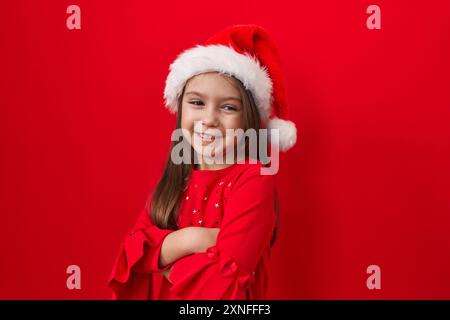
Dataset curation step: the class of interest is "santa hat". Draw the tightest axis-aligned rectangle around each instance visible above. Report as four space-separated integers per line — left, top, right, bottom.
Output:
163 24 297 152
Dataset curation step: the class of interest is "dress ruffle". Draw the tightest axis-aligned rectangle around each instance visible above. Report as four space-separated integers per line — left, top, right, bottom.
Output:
168 245 255 299
108 225 173 292
206 246 255 290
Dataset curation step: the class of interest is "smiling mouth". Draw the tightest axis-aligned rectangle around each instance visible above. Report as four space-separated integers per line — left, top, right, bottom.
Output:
195 132 220 143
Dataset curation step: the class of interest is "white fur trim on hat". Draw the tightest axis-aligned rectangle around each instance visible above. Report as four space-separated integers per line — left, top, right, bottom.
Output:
267 117 297 152
164 44 273 119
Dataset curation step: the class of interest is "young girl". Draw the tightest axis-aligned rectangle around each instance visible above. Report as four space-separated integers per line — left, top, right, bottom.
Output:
108 24 297 300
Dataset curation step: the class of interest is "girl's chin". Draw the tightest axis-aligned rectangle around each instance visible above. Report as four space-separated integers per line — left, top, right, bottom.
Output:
199 140 214 146
192 145 225 159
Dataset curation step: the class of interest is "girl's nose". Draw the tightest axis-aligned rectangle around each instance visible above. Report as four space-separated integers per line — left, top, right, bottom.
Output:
201 106 219 127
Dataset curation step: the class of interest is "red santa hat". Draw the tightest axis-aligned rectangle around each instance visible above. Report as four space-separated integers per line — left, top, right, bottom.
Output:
163 24 297 152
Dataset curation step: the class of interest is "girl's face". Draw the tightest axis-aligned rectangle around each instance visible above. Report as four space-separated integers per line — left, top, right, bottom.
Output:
180 72 244 169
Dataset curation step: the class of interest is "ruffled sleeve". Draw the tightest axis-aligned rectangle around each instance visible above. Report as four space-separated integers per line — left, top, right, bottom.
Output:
168 164 276 299
108 207 175 299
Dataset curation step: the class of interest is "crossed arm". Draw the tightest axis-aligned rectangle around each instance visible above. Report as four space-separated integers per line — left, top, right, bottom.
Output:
158 227 220 283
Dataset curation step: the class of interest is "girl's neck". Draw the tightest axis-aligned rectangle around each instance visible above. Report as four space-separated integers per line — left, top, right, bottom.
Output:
195 162 235 171
194 153 247 171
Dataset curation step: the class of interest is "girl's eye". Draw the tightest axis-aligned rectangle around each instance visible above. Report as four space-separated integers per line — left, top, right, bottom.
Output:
222 105 238 111
189 100 204 106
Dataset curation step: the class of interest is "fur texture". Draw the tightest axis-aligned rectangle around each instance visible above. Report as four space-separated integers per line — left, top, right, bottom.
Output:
267 117 297 152
164 44 273 119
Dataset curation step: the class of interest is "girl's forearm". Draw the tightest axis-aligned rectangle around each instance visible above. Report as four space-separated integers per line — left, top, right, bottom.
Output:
158 227 220 269
158 228 196 269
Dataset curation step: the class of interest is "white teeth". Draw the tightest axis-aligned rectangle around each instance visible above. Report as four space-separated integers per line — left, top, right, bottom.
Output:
196 132 215 142
200 133 213 141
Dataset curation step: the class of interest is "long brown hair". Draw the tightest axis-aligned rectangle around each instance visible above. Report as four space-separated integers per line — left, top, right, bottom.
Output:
146 73 279 246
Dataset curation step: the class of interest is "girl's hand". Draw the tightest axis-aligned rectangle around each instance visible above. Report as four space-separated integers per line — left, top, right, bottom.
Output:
159 265 174 284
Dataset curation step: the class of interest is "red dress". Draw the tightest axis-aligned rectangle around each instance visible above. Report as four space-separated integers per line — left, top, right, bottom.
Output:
108 161 276 299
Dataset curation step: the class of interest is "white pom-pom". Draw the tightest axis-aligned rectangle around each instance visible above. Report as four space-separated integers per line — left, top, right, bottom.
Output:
267 117 297 152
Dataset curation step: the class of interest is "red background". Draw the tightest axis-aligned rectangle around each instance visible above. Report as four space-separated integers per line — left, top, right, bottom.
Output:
1 0 449 299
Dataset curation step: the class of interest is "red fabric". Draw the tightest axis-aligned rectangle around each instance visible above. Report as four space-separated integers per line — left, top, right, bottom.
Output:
108 161 277 299
204 25 289 120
